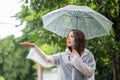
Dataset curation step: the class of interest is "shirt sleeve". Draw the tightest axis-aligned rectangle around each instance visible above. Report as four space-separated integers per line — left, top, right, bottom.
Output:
26 46 55 68
52 52 63 65
26 46 63 67
70 52 96 78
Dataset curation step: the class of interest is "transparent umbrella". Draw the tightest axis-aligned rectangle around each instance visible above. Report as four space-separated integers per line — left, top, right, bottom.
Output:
42 5 113 39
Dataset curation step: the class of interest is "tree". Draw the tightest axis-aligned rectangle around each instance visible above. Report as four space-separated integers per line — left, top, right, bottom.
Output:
0 35 36 80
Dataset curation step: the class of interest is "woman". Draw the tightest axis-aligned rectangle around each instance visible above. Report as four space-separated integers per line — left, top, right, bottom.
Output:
20 29 96 80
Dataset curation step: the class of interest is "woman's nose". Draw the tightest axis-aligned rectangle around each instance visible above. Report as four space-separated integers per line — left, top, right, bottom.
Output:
67 37 70 40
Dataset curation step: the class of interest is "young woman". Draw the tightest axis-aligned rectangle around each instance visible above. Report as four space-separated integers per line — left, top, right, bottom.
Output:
20 29 96 80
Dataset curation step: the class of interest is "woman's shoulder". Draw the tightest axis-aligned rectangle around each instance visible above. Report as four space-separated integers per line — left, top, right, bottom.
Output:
82 48 94 59
82 48 96 64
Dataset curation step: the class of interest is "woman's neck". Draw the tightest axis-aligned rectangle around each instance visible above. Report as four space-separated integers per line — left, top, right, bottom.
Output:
71 46 75 51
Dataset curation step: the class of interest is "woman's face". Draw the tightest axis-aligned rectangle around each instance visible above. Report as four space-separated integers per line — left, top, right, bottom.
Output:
67 31 75 48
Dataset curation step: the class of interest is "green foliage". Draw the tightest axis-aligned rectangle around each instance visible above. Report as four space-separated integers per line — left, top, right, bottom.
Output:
0 76 5 80
86 30 120 79
0 36 36 80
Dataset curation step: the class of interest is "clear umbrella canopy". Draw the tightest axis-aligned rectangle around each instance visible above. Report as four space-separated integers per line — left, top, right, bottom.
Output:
42 5 113 39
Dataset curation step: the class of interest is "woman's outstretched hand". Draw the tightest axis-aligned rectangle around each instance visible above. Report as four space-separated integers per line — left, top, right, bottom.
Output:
19 42 35 48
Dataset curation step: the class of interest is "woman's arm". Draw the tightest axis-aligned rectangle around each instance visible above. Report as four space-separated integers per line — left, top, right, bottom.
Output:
32 46 55 67
20 42 55 67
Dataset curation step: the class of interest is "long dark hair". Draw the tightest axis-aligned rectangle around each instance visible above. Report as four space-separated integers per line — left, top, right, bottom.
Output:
67 29 85 56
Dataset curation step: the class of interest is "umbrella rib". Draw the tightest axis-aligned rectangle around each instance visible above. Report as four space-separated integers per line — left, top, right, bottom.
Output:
64 10 93 18
45 14 64 34
75 11 79 29
53 19 59 33
64 15 92 18
61 14 70 37
80 12 90 39
64 10 76 17
63 14 73 37
45 14 65 28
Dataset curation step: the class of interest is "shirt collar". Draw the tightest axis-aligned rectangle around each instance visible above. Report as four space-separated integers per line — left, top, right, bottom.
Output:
65 48 71 55
65 48 89 57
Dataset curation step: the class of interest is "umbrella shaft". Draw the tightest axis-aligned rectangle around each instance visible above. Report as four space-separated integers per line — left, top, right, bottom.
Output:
76 17 78 28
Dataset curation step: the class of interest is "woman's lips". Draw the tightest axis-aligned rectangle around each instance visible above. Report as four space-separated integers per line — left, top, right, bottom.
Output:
67 41 71 43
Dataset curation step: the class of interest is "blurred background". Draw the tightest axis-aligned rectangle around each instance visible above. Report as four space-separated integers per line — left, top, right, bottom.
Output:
0 0 120 80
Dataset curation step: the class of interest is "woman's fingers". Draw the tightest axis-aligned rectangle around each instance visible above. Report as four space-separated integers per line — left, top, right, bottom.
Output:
19 42 35 48
19 42 34 47
71 50 77 57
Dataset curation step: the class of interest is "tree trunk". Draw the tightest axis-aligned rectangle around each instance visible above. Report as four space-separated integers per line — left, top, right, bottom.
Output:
107 54 120 80
112 19 120 42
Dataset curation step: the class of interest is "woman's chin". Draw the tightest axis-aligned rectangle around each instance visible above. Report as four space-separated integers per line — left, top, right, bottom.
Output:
67 45 71 47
